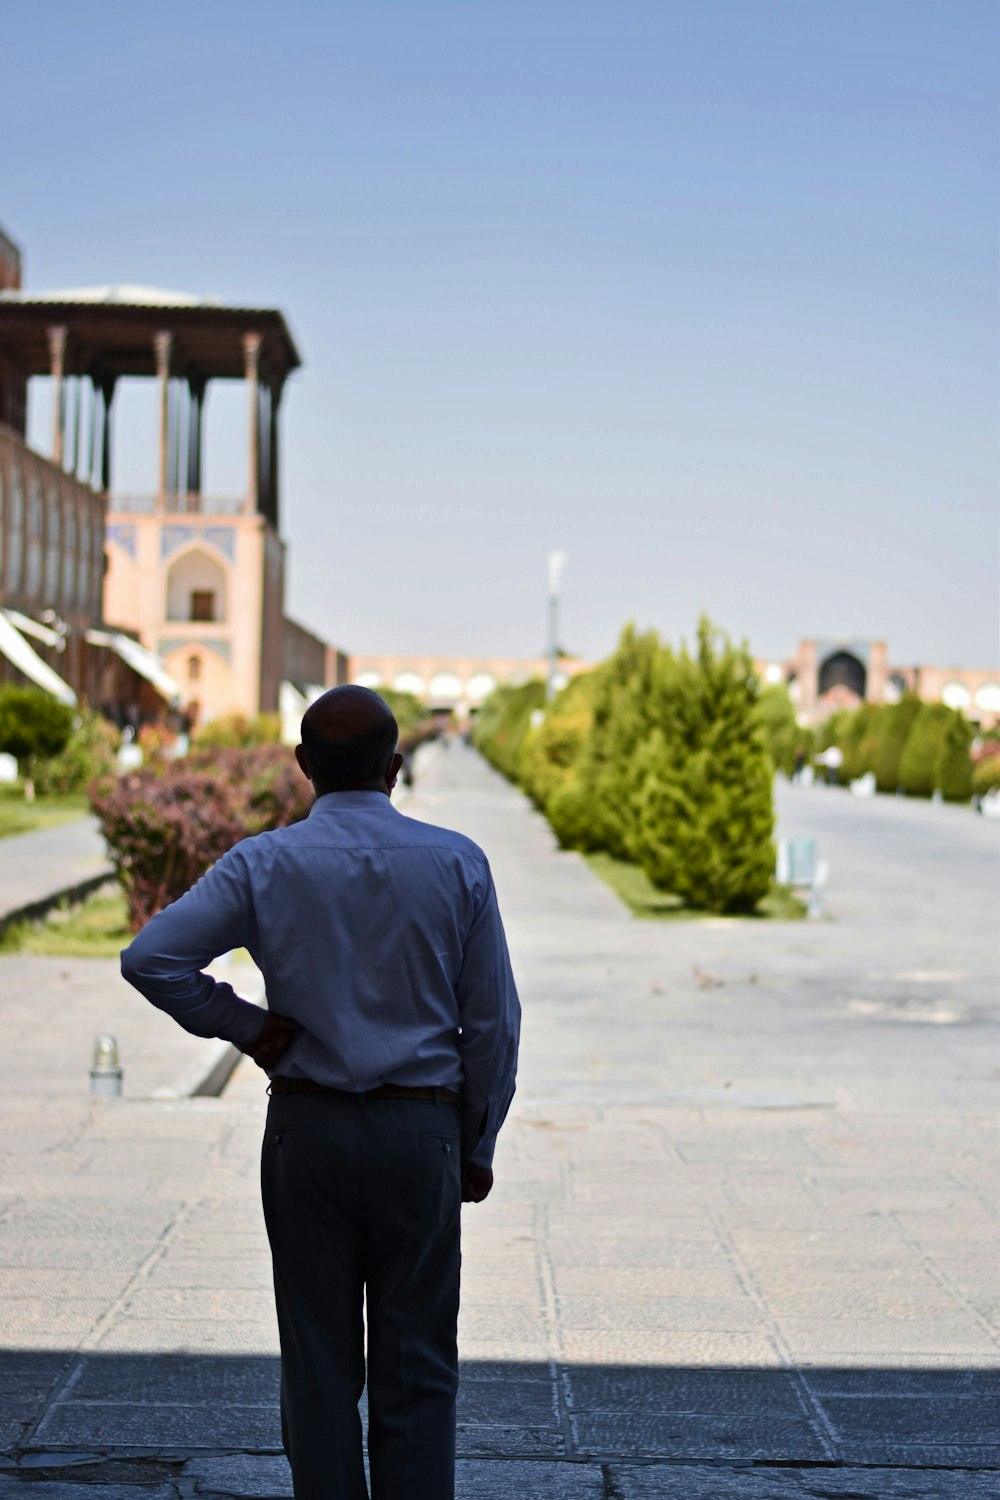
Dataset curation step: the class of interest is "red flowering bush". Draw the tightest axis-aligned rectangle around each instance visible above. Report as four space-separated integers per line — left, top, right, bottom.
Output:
90 745 313 931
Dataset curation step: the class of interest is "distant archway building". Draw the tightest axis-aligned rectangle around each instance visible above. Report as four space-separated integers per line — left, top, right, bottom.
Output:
349 654 593 715
754 640 1000 730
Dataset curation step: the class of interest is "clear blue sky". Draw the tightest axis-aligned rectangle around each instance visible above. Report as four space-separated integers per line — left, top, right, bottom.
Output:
4 1 997 667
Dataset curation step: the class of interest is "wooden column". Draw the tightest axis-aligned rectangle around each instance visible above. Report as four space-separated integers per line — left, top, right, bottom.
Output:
47 326 67 468
243 332 262 514
268 379 282 528
86 377 97 485
100 376 116 494
186 376 206 510
70 376 82 478
154 331 173 510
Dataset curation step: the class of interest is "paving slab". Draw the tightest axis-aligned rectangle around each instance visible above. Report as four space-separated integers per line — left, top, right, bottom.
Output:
608 1465 1000 1498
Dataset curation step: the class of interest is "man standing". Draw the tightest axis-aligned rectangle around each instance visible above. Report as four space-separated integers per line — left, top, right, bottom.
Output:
121 687 521 1499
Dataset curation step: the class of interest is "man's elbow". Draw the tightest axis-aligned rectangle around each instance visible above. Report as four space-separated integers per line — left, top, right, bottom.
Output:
120 931 157 990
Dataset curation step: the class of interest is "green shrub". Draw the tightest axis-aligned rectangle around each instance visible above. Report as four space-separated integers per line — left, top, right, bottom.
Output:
632 620 775 913
563 625 662 858
972 753 1000 796
193 712 281 748
547 777 596 849
0 685 75 798
841 702 880 782
898 702 952 797
472 680 545 782
520 672 594 811
755 683 812 777
935 710 973 802
32 709 120 796
871 695 922 793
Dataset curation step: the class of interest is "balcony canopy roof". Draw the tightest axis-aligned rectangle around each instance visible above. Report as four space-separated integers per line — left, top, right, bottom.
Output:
0 285 302 384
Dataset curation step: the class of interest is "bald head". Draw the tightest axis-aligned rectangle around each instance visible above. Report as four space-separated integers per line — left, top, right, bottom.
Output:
297 686 400 795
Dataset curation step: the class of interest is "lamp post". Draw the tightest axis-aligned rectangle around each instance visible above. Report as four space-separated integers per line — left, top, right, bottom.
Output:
546 551 567 702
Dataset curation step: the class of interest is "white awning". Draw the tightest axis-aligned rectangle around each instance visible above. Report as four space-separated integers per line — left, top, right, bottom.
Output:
85 628 182 703
0 611 77 705
1 608 67 650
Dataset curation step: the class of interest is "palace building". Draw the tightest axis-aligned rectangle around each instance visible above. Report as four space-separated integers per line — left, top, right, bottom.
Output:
0 222 342 726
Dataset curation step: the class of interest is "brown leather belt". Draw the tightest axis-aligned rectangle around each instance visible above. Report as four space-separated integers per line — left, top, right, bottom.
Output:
270 1077 459 1105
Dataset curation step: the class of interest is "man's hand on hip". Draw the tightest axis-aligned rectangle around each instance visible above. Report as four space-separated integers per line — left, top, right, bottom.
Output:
243 1012 302 1071
462 1162 493 1203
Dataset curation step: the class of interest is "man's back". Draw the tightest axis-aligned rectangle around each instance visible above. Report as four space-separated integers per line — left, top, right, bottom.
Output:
122 787 519 1167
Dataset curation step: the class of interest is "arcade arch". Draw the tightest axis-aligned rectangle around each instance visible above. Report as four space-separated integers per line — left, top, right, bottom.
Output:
165 546 228 624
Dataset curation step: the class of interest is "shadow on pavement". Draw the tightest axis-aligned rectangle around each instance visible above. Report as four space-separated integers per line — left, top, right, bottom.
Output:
1 1351 997 1493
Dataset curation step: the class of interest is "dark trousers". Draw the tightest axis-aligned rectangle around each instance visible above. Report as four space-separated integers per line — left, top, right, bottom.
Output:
261 1093 462 1500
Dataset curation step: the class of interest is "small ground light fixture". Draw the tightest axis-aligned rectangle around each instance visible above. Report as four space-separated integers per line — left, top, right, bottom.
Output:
90 1034 123 1098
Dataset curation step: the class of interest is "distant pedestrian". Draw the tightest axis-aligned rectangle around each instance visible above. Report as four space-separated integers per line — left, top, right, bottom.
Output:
122 686 521 1499
823 744 844 785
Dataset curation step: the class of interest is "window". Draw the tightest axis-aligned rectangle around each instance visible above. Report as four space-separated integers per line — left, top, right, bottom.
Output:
190 591 216 622
187 654 202 681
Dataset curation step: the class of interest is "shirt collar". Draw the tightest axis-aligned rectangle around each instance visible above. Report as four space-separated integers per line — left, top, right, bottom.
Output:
308 790 397 818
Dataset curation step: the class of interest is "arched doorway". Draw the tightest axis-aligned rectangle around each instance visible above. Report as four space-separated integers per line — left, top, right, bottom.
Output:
818 650 866 703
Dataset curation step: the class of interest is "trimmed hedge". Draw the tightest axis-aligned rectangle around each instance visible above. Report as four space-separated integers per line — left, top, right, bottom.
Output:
819 697 975 801
898 702 953 798
476 618 775 915
90 745 313 931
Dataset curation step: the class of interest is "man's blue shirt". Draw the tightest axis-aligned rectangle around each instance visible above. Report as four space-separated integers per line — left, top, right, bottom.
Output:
121 789 521 1167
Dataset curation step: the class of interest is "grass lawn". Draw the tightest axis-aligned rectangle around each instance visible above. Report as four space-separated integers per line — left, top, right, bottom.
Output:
0 785 90 840
0 883 131 957
584 850 807 920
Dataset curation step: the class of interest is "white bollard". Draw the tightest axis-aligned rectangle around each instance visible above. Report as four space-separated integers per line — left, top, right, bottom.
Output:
90 1034 123 1099
807 858 830 920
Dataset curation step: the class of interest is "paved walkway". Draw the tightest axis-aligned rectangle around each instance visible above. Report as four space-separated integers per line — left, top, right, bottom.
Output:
0 746 996 1497
0 819 112 929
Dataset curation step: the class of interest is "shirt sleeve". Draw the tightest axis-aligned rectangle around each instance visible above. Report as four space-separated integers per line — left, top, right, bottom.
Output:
120 846 266 1052
455 859 521 1169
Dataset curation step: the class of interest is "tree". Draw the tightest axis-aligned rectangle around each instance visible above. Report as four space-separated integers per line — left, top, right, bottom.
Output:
563 625 662 858
845 702 882 782
633 619 775 913
935 710 973 802
898 702 951 797
755 683 812 777
520 672 595 812
0 686 74 801
871 694 921 794
472 680 545 782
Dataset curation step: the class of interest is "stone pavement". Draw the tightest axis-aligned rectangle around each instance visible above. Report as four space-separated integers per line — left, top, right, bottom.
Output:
0 819 112 930
0 745 996 1498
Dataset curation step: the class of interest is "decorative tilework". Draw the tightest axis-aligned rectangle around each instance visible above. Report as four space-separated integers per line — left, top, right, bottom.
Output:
160 522 236 563
107 522 137 558
159 637 232 663
160 525 197 560
203 525 236 560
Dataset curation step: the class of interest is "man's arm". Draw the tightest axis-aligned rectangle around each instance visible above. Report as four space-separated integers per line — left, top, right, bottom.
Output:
120 847 270 1053
455 860 521 1182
